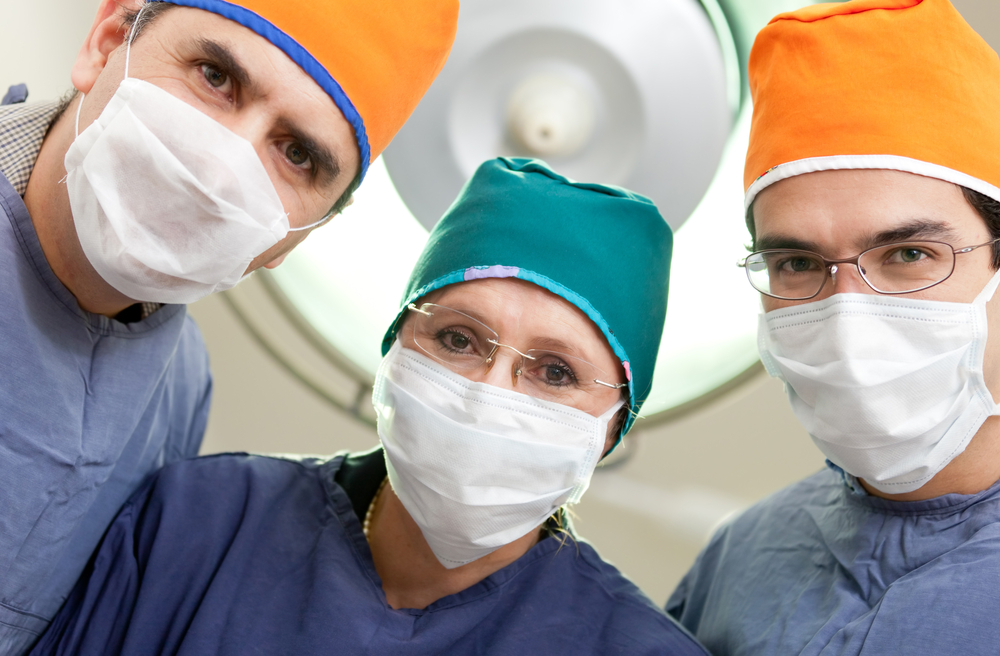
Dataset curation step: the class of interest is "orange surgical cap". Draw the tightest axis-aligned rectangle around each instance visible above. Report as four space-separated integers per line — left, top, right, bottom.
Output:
155 0 459 181
744 0 1000 211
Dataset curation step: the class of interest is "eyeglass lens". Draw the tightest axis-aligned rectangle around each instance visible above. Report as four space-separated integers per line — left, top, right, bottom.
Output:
745 241 957 300
407 304 622 405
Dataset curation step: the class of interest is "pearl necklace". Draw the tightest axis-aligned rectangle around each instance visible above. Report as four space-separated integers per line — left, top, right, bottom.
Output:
363 476 389 540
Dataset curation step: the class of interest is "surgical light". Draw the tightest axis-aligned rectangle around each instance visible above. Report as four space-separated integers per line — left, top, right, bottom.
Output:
260 0 820 424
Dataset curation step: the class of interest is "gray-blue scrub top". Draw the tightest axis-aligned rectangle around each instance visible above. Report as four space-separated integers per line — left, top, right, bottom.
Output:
668 462 1000 655
0 171 211 654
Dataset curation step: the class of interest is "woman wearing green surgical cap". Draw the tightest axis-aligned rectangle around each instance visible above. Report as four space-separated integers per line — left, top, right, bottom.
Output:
32 158 706 656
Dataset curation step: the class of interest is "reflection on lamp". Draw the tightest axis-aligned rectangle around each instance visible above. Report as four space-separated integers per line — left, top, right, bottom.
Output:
266 0 788 422
384 0 734 232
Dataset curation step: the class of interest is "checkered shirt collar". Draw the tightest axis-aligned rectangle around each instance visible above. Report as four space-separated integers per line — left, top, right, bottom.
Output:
0 100 163 320
0 100 64 196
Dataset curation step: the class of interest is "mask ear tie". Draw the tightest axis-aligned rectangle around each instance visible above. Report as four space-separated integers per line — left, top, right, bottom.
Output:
286 211 335 233
287 195 354 233
74 93 85 138
124 2 149 80
975 267 1000 304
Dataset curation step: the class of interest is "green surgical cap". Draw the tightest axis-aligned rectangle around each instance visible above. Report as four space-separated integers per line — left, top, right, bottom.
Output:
381 157 672 439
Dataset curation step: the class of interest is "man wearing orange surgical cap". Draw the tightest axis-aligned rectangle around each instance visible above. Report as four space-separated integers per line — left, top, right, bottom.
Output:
0 1 456 653
666 1 1000 654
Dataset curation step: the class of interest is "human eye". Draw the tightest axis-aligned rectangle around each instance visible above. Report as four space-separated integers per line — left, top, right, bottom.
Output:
200 63 232 94
526 354 580 388
283 141 313 171
775 254 820 274
434 327 478 355
883 244 934 264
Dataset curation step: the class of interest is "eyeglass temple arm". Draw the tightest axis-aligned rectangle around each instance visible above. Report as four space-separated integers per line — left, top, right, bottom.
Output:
407 303 433 316
954 237 1000 255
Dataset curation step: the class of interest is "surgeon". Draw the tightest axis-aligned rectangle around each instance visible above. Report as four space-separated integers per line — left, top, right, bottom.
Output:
0 0 456 652
666 1 1000 654
29 158 707 656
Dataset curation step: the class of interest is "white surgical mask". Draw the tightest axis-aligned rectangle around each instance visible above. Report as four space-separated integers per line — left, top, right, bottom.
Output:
759 269 1000 494
373 340 623 568
64 19 325 305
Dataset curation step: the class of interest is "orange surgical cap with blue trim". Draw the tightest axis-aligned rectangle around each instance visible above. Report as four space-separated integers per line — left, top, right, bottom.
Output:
153 0 459 181
744 0 1000 211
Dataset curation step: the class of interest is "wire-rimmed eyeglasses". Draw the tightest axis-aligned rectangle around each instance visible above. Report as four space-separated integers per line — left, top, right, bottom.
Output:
737 239 1000 301
404 303 627 405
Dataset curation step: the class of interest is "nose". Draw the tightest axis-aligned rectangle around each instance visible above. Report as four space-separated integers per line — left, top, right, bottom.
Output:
468 350 522 390
826 263 872 295
215 110 272 162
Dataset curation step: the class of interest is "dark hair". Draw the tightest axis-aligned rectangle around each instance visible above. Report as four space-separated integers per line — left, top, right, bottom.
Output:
961 187 1000 270
745 183 1000 270
330 170 361 216
608 389 631 444
121 2 176 40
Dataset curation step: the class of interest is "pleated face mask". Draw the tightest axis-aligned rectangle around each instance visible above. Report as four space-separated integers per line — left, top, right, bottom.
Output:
372 340 623 568
758 268 1000 494
63 10 326 305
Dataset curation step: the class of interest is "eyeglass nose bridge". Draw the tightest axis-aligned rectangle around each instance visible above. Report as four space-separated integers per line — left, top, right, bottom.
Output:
820 253 872 292
485 338 536 385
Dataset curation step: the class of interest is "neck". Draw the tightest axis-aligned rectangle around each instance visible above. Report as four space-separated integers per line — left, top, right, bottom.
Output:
861 415 1000 501
367 484 543 610
22 94 138 317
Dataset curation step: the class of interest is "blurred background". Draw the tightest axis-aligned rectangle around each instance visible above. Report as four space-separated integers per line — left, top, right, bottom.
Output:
2 0 997 605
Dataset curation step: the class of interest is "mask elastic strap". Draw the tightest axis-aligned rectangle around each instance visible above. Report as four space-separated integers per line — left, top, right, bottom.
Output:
975 267 1000 305
74 93 85 138
288 195 353 232
124 2 148 80
74 2 146 141
286 211 336 233
599 398 626 424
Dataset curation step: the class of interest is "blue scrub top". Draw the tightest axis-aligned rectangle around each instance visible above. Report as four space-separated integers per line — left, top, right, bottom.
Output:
667 462 1000 656
0 171 211 653
33 450 708 656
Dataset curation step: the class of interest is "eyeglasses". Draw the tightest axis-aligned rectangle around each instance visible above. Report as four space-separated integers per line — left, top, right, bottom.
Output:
738 239 1000 301
404 303 627 406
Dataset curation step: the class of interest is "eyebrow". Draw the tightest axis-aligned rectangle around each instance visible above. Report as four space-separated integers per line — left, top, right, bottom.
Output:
527 337 580 355
276 117 342 187
197 38 257 95
196 39 343 187
753 234 819 252
432 305 589 354
754 219 960 254
862 219 959 248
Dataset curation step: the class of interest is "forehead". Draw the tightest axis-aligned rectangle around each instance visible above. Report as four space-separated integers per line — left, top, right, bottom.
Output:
420 278 614 355
148 7 322 95
752 169 986 250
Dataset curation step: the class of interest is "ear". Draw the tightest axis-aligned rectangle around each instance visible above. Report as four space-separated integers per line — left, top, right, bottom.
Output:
71 0 144 93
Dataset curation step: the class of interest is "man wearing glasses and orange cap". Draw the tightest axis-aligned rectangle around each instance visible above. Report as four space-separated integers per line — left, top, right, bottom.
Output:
0 1 455 652
667 1 1000 654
